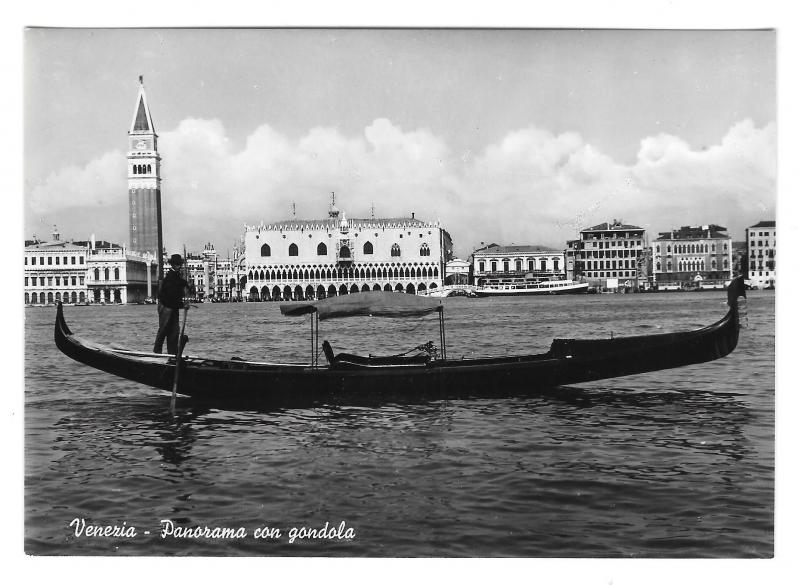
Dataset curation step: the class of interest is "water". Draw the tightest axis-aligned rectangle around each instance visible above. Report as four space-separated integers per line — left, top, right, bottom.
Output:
24 291 774 557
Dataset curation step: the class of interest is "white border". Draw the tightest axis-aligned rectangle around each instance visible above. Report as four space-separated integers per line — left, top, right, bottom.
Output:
6 1 797 584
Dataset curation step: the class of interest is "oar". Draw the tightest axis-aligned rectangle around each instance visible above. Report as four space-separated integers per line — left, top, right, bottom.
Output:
170 305 192 414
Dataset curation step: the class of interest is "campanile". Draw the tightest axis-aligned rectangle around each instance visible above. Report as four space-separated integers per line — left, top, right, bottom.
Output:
127 76 163 275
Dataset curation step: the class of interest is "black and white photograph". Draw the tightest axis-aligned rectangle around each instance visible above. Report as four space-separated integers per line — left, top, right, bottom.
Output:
12 2 797 582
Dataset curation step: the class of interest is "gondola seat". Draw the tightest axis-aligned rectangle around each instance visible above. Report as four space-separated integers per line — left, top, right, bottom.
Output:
321 340 430 368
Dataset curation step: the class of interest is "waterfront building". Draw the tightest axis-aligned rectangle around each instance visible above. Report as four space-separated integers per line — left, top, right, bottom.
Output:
471 244 565 286
86 237 158 304
746 220 776 289
185 242 240 301
127 76 164 276
574 220 647 288
24 227 89 305
565 239 580 281
243 201 453 301
650 224 733 286
24 228 157 305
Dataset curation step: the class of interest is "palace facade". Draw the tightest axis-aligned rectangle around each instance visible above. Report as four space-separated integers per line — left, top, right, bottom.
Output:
243 204 453 301
651 224 733 285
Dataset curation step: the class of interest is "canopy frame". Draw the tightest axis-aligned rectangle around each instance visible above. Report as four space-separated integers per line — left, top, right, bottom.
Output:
282 292 446 366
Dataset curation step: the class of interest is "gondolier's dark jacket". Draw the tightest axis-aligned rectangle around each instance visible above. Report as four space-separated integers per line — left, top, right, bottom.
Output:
158 269 188 309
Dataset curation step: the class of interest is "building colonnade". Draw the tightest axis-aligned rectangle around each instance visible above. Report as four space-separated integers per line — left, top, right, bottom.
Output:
245 261 441 300
247 279 439 301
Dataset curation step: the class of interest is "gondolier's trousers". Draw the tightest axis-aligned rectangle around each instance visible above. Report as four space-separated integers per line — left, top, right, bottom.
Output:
153 303 180 355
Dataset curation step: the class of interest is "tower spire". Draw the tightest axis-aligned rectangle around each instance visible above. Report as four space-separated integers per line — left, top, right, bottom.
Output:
130 76 155 134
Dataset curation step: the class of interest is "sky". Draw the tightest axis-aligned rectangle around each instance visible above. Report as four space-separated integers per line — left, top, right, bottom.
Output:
24 28 775 258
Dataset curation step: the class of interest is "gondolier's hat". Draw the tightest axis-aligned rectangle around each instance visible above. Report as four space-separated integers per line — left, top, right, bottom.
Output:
169 254 184 267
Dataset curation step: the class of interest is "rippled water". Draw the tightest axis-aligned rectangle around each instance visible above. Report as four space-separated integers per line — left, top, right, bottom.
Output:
24 291 774 557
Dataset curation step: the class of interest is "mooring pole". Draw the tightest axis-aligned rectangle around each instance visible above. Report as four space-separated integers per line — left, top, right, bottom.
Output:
442 306 447 360
438 306 447 361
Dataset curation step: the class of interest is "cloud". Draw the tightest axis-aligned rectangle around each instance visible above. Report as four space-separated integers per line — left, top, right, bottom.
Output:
25 118 776 256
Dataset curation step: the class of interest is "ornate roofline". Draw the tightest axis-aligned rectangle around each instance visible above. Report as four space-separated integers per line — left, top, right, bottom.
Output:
244 217 441 233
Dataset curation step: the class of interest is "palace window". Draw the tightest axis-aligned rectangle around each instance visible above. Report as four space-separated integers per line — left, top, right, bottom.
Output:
289 243 298 256
317 243 327 255
419 243 430 257
515 259 522 271
503 261 509 272
260 244 271 257
391 244 401 257
479 261 485 272
94 268 100 280
114 268 120 280
48 257 52 265
491 261 497 272
363 241 373 254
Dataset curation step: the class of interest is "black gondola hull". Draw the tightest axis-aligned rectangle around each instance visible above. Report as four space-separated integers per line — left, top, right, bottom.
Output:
53 281 744 410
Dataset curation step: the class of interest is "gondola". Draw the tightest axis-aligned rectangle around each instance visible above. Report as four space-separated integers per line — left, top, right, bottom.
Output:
54 276 747 410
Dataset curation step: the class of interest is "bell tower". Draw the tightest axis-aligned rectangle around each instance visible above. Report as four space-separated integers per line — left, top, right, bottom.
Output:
127 76 163 275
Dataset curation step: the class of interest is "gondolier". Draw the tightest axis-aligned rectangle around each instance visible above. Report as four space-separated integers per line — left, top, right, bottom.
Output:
153 254 189 354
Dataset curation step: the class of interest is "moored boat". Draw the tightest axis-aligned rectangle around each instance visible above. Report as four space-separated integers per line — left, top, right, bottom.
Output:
53 277 746 410
474 279 589 296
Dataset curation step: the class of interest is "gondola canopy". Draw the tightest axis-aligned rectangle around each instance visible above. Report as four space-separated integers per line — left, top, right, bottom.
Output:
280 290 443 320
